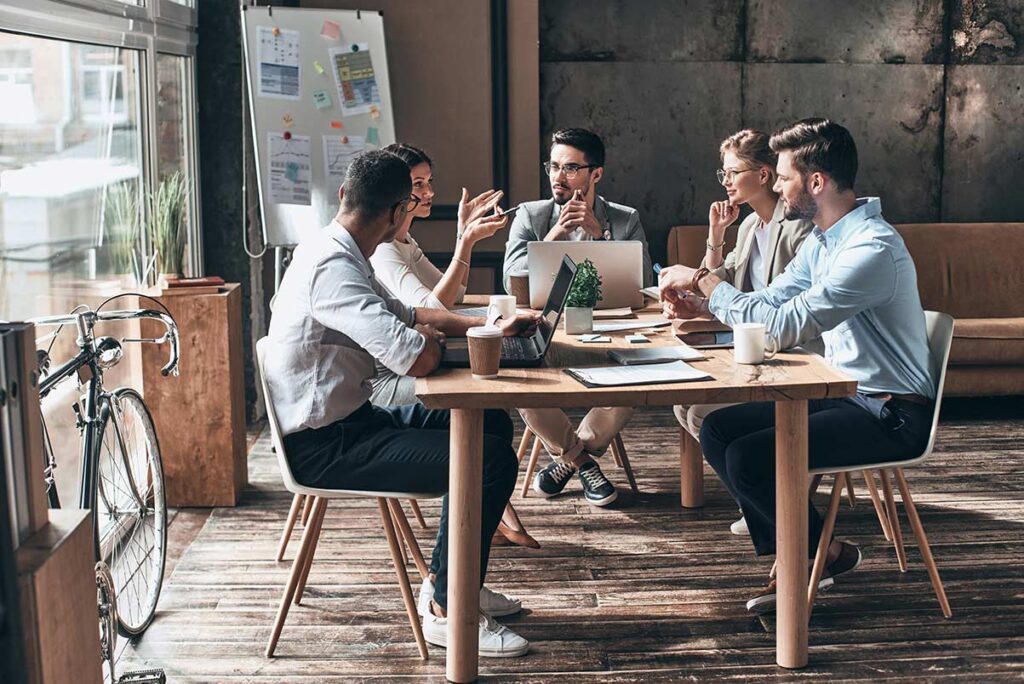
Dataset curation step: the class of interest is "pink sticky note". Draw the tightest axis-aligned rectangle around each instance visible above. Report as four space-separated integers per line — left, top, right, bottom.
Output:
320 19 341 41
329 120 344 129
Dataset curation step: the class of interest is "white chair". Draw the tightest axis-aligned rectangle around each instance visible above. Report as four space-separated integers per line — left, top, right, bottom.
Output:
256 339 443 659
807 311 955 619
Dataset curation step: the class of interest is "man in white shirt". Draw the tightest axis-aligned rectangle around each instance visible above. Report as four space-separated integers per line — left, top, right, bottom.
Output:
265 151 537 657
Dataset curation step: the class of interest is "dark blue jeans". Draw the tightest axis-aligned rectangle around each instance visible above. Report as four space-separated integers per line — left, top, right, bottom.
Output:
283 402 518 609
700 395 931 557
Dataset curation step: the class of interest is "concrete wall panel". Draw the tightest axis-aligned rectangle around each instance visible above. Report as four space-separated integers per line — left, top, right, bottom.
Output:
942 65 1024 221
951 0 1024 64
743 64 945 223
747 0 946 64
540 62 743 263
540 0 744 62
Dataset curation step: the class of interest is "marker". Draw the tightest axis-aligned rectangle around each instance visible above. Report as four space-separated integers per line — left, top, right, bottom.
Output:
653 263 663 276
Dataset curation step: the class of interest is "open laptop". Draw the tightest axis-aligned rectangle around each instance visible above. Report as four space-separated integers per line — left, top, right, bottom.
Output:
527 241 644 310
440 255 577 368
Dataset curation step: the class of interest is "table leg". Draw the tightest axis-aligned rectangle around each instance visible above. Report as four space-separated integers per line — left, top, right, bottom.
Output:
447 408 483 683
680 427 704 508
775 400 808 669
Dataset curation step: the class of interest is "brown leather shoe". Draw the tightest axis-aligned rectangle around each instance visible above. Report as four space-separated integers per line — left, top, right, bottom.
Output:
497 520 541 549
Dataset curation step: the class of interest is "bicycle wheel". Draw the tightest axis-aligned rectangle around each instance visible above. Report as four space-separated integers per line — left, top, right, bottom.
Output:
95 388 167 637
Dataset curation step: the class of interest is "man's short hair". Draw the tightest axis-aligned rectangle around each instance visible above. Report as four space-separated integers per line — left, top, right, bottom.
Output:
769 118 858 191
551 127 606 167
342 150 412 218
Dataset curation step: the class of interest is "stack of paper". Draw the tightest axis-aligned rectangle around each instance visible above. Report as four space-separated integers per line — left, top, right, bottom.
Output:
566 361 711 387
593 320 671 333
608 343 705 365
593 307 635 319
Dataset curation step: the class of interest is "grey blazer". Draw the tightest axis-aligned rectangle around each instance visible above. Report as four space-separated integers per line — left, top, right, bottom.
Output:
705 199 814 293
502 196 653 293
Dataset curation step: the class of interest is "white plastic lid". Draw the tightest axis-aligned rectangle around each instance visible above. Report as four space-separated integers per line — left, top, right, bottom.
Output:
466 325 503 338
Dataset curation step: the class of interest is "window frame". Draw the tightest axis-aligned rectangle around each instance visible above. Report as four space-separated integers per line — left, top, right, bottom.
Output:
0 0 202 277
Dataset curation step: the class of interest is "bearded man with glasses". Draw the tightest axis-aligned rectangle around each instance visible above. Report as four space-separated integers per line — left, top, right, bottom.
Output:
501 127 652 508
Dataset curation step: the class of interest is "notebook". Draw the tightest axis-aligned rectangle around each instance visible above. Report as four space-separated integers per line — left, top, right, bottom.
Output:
565 360 711 387
607 343 705 366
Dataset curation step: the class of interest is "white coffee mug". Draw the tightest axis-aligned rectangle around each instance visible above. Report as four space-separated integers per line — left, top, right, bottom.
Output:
486 294 517 324
733 322 780 365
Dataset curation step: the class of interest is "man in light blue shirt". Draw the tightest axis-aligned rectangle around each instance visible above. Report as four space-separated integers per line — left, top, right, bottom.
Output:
659 119 935 613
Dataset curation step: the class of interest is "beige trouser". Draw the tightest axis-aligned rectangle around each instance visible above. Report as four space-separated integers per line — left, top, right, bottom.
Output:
674 403 737 441
519 407 634 464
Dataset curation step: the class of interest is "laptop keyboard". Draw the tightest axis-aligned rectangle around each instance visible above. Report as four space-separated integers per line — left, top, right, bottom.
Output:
502 336 535 360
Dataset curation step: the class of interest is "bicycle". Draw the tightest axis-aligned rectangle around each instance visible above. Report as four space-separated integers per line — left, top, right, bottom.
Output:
30 305 179 641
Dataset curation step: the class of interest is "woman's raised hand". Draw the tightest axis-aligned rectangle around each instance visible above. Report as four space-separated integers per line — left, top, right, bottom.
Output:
709 200 740 235
458 187 504 236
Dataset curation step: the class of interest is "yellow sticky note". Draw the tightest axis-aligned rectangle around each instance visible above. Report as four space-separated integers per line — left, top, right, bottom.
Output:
313 60 325 75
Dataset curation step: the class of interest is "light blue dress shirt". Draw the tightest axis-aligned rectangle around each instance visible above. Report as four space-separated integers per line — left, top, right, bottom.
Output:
708 198 934 399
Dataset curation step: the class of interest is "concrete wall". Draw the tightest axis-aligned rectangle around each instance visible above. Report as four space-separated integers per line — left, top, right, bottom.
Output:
540 0 1024 264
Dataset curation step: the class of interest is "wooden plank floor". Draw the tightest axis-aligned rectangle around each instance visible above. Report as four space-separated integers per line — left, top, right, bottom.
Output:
121 401 1024 682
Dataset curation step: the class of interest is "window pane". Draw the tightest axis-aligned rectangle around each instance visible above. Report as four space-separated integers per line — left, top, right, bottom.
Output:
0 33 144 320
156 52 192 276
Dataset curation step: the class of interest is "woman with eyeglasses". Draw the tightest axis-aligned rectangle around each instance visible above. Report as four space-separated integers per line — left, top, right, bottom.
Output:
368 143 540 551
672 128 816 536
370 143 509 310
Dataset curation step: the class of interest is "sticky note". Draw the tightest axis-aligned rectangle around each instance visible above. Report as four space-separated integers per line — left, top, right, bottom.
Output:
312 89 332 110
282 113 294 129
329 120 344 129
285 161 299 182
582 335 612 344
320 19 341 41
626 334 649 344
366 126 380 146
313 60 325 75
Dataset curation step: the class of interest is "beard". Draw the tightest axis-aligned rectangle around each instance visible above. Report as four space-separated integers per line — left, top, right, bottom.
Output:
551 179 589 205
783 182 817 221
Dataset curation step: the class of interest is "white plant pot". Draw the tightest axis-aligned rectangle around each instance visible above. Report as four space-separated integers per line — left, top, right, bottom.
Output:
564 306 594 334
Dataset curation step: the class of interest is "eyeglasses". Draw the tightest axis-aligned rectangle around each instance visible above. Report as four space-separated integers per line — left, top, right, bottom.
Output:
543 161 596 180
394 195 421 213
716 167 756 185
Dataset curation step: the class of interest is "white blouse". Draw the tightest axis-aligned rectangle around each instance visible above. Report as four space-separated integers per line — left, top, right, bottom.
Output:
370 234 466 310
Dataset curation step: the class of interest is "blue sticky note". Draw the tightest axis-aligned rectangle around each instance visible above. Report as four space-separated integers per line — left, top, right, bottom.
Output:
285 161 299 182
366 126 380 146
312 88 332 110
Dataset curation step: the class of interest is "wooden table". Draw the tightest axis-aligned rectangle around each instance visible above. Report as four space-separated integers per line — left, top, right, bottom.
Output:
416 307 856 681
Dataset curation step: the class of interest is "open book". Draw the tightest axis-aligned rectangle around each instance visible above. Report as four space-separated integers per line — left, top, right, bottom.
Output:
565 360 711 387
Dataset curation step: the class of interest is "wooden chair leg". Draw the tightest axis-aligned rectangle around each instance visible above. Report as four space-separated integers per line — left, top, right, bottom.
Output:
808 473 823 497
808 476 845 614
390 505 409 567
843 473 856 508
862 469 893 541
611 434 639 495
294 499 327 605
378 499 429 660
516 427 534 462
301 494 314 526
276 493 304 562
879 469 908 572
769 560 776 579
520 435 543 498
389 499 429 580
893 468 952 618
610 437 624 467
407 499 428 530
266 496 327 657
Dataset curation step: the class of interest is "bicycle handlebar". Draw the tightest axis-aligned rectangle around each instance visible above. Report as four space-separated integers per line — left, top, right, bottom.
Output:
29 309 180 377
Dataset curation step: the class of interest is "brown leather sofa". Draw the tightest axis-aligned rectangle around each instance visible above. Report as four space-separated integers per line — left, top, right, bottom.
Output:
667 222 1024 396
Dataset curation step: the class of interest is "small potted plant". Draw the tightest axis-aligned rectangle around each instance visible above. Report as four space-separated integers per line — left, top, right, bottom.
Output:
564 258 602 334
150 171 189 284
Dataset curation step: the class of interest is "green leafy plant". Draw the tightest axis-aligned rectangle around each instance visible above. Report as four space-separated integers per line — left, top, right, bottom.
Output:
105 180 141 276
565 258 602 308
150 171 189 276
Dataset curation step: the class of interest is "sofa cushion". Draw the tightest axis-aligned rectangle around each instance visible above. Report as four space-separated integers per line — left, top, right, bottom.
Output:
896 223 1024 319
950 318 1024 365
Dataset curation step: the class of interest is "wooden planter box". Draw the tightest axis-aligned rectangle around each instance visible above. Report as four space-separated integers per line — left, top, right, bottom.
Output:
141 283 247 507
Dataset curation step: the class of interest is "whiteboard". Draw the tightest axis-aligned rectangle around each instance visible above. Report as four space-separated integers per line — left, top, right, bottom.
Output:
241 6 396 247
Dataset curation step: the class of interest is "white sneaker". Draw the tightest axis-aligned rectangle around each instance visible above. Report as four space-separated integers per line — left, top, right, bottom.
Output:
730 515 748 536
417 577 522 618
422 610 530 658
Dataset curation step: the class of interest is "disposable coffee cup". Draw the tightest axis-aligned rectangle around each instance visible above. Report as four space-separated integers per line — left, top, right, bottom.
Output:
467 325 503 379
508 270 530 307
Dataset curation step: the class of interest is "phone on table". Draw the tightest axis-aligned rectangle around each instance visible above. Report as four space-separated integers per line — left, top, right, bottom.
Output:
676 331 734 348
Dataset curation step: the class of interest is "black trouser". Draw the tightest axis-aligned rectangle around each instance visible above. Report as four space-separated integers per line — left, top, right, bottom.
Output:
700 395 931 557
283 402 518 609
